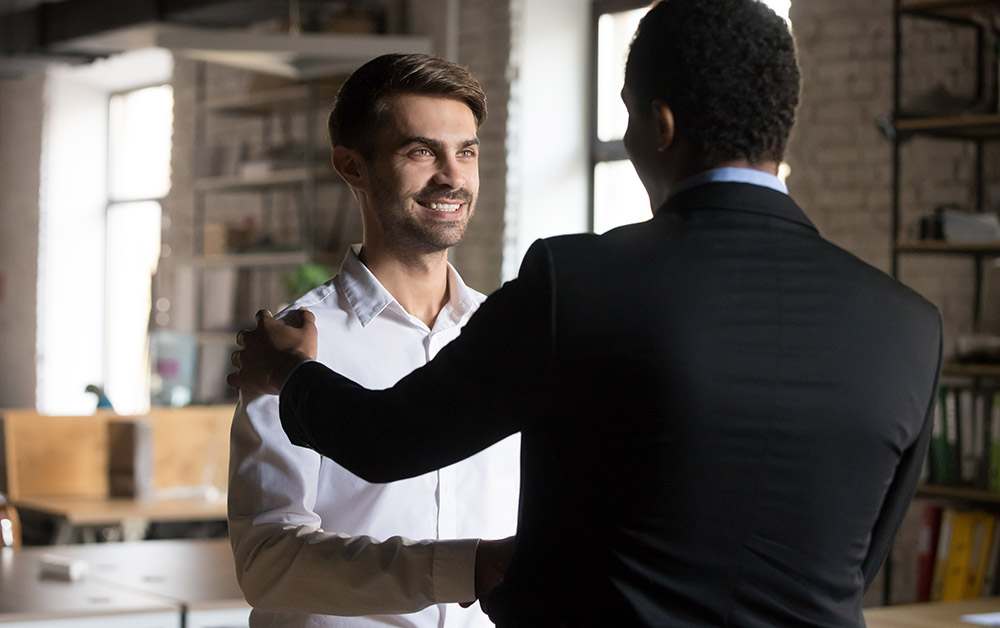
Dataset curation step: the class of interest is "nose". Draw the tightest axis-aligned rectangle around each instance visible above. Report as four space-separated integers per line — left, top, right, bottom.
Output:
432 155 465 189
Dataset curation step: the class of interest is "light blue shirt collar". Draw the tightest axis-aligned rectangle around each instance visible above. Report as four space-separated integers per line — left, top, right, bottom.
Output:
668 167 788 200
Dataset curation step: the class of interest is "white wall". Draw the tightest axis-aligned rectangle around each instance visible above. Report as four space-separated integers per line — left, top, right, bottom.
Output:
504 0 591 281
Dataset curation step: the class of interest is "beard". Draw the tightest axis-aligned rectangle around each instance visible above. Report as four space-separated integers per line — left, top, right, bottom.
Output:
370 181 477 259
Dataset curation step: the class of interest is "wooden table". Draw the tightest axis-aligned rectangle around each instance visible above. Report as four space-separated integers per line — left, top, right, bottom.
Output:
865 598 1000 627
0 539 248 628
14 495 228 544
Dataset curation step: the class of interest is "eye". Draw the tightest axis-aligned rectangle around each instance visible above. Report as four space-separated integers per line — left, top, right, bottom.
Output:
458 148 477 158
410 148 433 158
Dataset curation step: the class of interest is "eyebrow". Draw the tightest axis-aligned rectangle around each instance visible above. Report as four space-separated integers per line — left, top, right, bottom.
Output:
399 136 480 150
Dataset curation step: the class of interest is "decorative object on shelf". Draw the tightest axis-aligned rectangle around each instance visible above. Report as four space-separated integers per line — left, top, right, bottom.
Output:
284 263 334 301
942 208 1000 243
84 384 114 411
150 330 197 407
981 259 1000 333
956 334 1000 364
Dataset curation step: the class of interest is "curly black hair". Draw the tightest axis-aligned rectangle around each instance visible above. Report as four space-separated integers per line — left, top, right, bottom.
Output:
625 0 799 168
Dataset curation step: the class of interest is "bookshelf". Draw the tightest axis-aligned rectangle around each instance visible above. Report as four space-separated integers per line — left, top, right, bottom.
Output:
885 0 1000 610
891 0 1000 383
917 484 1000 504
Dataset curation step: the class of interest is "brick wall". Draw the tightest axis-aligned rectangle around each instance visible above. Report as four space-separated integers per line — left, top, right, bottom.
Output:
0 73 43 408
163 0 512 341
787 0 999 359
447 0 512 293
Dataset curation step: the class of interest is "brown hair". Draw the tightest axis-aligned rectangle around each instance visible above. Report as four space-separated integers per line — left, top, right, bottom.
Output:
328 53 487 156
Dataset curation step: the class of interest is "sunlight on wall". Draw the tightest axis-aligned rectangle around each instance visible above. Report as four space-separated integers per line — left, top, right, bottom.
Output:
38 49 172 415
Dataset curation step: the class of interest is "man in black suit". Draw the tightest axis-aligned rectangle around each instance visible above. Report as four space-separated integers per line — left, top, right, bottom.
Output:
229 0 943 625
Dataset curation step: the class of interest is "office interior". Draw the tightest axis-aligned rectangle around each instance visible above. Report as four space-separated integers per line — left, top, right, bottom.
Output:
0 0 999 625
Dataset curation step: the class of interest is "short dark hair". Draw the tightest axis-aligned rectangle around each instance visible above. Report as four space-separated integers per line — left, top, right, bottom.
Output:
328 53 487 155
625 0 799 168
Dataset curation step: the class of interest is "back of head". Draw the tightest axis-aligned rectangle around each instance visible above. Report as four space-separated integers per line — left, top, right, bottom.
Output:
625 0 799 169
328 53 487 156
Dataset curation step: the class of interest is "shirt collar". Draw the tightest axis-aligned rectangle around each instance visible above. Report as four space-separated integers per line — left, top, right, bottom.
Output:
668 167 788 200
334 244 478 329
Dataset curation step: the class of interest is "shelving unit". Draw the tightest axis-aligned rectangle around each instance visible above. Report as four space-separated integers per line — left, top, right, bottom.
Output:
892 0 1000 359
884 0 1000 610
185 70 336 403
916 483 1000 503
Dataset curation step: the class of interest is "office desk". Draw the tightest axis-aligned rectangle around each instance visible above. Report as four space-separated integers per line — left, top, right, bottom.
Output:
45 538 249 628
1 539 248 628
865 598 1000 627
0 547 180 627
14 495 228 543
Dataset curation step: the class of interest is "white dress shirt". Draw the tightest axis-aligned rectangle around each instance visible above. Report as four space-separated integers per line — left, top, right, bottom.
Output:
229 245 521 628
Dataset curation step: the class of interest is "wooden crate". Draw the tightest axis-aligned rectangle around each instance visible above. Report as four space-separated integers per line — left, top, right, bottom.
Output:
0 410 113 500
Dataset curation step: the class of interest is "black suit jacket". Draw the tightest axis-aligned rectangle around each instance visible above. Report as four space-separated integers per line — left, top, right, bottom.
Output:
280 182 942 627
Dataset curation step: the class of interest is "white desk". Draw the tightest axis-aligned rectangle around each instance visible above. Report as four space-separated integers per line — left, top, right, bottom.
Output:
0 548 180 628
1 539 249 628
54 538 249 628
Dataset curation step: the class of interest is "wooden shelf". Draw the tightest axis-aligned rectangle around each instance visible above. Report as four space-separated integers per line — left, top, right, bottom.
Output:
894 113 1000 139
942 362 1000 377
202 82 341 115
194 166 335 192
899 0 1000 22
915 484 1000 503
195 331 239 345
896 240 1000 254
191 250 310 268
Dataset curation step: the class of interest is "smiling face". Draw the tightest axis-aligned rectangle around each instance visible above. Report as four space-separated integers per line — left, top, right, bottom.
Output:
362 93 480 259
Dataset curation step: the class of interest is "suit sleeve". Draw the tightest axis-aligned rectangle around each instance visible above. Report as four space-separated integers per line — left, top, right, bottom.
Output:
860 322 943 587
279 239 556 483
229 380 479 616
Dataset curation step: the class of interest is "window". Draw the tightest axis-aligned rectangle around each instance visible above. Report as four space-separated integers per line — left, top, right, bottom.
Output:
590 0 792 233
37 48 172 415
105 85 173 414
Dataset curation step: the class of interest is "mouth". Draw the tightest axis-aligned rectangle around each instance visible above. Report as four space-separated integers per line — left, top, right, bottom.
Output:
417 200 464 213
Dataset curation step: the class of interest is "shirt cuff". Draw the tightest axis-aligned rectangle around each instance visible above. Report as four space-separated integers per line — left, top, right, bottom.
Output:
279 358 314 393
432 538 480 604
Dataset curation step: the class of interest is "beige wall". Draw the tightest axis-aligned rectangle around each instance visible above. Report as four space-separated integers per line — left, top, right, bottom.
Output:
0 74 43 408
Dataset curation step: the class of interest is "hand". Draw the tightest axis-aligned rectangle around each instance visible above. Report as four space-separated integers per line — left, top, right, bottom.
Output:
460 536 515 609
227 308 318 395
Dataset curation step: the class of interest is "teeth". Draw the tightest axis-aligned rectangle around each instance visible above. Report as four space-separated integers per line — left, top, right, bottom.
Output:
427 202 460 212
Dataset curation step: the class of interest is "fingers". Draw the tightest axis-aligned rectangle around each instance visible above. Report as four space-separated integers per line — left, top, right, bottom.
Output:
226 371 239 389
231 349 241 368
255 309 274 322
282 307 315 328
236 329 246 347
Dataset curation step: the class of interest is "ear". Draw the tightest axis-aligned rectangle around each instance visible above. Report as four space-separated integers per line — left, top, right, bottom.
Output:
650 100 675 152
332 145 368 191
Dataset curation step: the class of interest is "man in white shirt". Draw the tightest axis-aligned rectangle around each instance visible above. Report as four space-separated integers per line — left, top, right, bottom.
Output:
227 53 520 628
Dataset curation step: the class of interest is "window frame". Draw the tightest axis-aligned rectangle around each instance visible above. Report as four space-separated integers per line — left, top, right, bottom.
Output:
588 0 651 233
